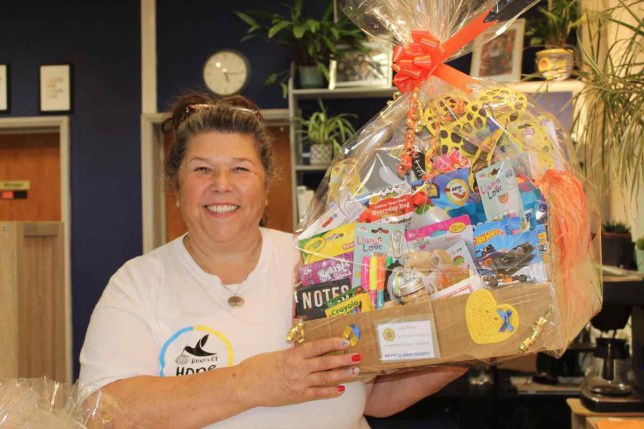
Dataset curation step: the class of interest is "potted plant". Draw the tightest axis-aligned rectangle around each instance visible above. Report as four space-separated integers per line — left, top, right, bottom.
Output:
295 100 356 165
636 237 644 272
569 1 642 270
235 0 366 95
573 0 644 200
527 0 584 80
601 221 634 268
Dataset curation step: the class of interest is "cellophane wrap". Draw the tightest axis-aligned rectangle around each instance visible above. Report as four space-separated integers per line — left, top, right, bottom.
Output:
290 0 602 374
0 377 138 428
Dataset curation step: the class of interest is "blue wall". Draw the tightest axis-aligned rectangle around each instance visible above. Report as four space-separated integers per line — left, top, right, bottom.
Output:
157 1 329 111
1 1 141 378
1 0 543 378
0 0 328 378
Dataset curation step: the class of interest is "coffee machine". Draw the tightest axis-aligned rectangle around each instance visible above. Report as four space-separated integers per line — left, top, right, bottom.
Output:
580 274 644 412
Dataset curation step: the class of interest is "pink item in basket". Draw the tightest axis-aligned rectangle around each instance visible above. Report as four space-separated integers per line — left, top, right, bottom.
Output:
298 253 354 286
405 215 474 256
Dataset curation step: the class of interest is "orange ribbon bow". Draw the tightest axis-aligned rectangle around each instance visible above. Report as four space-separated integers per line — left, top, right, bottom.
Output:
392 13 496 93
393 13 498 177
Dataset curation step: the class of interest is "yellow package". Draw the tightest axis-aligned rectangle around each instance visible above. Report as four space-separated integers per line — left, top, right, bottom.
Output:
325 293 375 318
299 223 355 264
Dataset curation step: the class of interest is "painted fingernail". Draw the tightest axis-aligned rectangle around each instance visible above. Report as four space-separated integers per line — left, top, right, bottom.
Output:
337 385 345 393
351 353 362 362
339 339 350 347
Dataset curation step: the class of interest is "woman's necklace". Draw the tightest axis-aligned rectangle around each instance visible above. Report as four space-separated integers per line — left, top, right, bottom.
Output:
223 237 261 308
185 234 262 308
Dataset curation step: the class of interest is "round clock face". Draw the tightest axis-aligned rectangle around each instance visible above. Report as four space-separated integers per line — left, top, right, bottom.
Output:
203 50 251 96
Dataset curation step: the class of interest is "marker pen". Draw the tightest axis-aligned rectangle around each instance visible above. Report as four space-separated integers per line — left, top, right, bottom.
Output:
377 255 385 309
361 255 370 314
369 254 379 308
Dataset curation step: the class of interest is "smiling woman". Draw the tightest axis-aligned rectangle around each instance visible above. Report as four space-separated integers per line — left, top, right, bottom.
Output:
176 131 267 264
78 92 371 429
78 92 465 428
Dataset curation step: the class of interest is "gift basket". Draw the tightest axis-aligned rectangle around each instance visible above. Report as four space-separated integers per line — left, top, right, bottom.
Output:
288 0 602 374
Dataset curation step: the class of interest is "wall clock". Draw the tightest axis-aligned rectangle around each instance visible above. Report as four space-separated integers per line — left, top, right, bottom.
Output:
203 50 251 96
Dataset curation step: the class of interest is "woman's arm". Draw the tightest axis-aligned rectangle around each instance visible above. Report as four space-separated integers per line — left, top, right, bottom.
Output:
93 338 361 429
363 366 467 418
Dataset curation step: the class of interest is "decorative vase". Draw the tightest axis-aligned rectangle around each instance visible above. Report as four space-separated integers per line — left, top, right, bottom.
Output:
309 143 333 165
536 48 574 81
298 66 324 89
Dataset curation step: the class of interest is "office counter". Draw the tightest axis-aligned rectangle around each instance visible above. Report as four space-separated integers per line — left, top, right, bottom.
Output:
367 368 581 429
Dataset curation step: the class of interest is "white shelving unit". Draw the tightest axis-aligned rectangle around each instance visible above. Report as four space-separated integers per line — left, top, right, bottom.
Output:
287 79 582 229
288 77 397 227
508 79 583 94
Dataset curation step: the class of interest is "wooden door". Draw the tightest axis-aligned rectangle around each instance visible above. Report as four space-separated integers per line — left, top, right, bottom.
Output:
164 126 294 243
0 222 66 382
264 125 293 233
0 133 60 221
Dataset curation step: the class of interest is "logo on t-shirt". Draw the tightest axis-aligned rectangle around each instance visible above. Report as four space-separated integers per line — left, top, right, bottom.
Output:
174 334 215 366
159 326 234 377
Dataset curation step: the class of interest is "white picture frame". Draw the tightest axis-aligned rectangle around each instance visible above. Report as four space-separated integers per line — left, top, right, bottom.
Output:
329 41 393 90
40 64 72 113
470 19 526 83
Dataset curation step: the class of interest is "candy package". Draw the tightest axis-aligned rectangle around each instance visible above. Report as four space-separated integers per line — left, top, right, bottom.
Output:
289 0 602 374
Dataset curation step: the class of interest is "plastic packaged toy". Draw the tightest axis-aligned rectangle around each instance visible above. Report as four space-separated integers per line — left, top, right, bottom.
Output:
288 0 602 375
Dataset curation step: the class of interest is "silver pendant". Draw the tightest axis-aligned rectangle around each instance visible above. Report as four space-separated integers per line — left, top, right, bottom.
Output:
228 295 244 308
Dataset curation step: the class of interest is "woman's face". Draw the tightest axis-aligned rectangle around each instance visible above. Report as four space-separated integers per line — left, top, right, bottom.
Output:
176 131 267 246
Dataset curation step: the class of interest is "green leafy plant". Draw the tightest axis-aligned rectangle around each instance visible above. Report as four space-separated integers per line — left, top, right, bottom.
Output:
294 100 356 156
635 237 644 250
636 237 644 250
527 0 584 48
235 0 366 96
572 0 644 197
602 220 632 235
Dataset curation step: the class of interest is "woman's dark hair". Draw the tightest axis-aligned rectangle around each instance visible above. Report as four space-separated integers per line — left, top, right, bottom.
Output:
162 91 275 190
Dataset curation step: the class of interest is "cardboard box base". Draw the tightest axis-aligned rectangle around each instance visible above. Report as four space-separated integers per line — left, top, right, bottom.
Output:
298 282 566 374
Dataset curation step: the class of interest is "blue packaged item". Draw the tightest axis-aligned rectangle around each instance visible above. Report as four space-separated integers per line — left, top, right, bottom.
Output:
474 223 549 288
427 167 480 211
519 184 548 229
473 217 523 255
448 201 487 225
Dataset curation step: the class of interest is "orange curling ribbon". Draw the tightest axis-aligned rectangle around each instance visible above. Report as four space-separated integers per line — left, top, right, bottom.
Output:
394 12 498 176
392 12 496 93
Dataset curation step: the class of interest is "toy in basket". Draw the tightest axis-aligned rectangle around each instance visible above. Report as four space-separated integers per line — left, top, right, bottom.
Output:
288 0 602 375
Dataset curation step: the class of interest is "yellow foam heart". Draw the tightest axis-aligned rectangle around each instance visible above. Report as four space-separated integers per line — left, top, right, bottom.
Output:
465 289 519 344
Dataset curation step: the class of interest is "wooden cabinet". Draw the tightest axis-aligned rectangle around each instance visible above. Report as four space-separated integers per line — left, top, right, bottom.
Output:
0 222 68 382
567 398 644 429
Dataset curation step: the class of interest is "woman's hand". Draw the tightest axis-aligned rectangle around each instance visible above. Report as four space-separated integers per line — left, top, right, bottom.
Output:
94 340 361 429
238 337 361 408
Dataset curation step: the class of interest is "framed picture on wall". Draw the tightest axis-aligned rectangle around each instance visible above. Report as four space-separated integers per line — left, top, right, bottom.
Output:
328 41 393 89
470 19 525 83
39 64 72 113
0 64 8 113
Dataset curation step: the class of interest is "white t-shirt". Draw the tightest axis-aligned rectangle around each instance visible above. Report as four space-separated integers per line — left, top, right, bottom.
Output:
80 228 369 429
